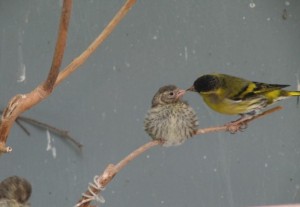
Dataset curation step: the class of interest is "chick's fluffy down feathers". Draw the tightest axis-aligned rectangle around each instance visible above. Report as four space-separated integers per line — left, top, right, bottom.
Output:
144 85 198 147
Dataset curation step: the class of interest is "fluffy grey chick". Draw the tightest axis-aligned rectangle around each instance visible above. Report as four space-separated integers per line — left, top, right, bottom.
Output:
0 176 32 207
144 85 198 146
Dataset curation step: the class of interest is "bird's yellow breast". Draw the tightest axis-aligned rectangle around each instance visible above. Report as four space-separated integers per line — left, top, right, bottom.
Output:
202 94 249 115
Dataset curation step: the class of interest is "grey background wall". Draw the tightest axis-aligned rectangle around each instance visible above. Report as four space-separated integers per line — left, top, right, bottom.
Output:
1 1 300 207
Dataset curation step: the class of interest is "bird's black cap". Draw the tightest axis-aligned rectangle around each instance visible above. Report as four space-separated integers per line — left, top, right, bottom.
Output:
193 74 220 93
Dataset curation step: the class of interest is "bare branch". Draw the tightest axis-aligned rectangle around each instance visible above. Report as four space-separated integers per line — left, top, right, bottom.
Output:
0 0 72 153
43 0 72 92
75 106 283 206
75 140 161 207
0 0 137 154
54 0 137 88
195 106 283 135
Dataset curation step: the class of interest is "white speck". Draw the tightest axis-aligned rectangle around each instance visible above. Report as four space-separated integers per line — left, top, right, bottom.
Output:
17 64 26 82
220 195 224 199
264 163 268 168
160 200 165 204
249 2 256 8
267 17 271 21
136 118 140 122
203 155 207 160
179 52 183 57
184 46 188 61
226 62 231 66
278 152 285 156
192 49 196 54
17 31 26 82
296 185 300 189
267 155 271 159
25 14 29 24
152 35 158 40
213 168 217 172
112 66 117 71
113 109 117 113
133 105 137 110
101 112 106 119
111 190 115 194
285 1 290 6
46 130 52 151
146 155 150 158
46 130 57 159
125 62 130 68
242 16 246 20
52 148 57 158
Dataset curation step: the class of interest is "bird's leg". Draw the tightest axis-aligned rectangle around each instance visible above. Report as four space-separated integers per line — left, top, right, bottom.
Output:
225 114 253 133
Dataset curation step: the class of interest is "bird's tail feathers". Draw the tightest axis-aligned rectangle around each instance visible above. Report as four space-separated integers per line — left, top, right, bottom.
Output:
287 91 300 96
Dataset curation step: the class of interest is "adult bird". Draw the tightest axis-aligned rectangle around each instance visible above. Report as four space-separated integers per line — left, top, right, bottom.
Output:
187 73 300 127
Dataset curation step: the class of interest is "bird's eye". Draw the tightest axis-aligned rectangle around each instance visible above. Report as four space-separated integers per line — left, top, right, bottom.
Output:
168 91 175 97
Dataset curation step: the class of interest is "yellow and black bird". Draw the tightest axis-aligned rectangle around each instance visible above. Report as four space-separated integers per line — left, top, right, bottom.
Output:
144 85 198 147
187 73 300 120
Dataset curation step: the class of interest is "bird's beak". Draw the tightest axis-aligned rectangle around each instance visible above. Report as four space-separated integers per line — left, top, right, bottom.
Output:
176 89 186 100
186 86 195 92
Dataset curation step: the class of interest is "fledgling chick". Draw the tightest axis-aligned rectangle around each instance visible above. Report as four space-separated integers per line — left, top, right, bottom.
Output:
0 176 32 207
144 85 198 147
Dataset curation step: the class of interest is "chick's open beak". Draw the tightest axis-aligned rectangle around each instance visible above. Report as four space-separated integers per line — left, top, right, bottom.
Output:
186 86 195 92
176 89 186 99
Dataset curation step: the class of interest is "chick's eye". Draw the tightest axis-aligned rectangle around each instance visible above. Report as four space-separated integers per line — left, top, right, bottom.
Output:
168 91 174 96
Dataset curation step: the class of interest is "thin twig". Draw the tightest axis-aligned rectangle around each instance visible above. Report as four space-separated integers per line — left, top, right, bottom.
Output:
195 106 283 135
114 140 161 172
17 116 82 149
54 0 137 88
15 120 30 136
0 110 82 149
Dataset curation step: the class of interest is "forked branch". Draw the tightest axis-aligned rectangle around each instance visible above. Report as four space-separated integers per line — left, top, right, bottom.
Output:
0 0 136 153
0 0 72 153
